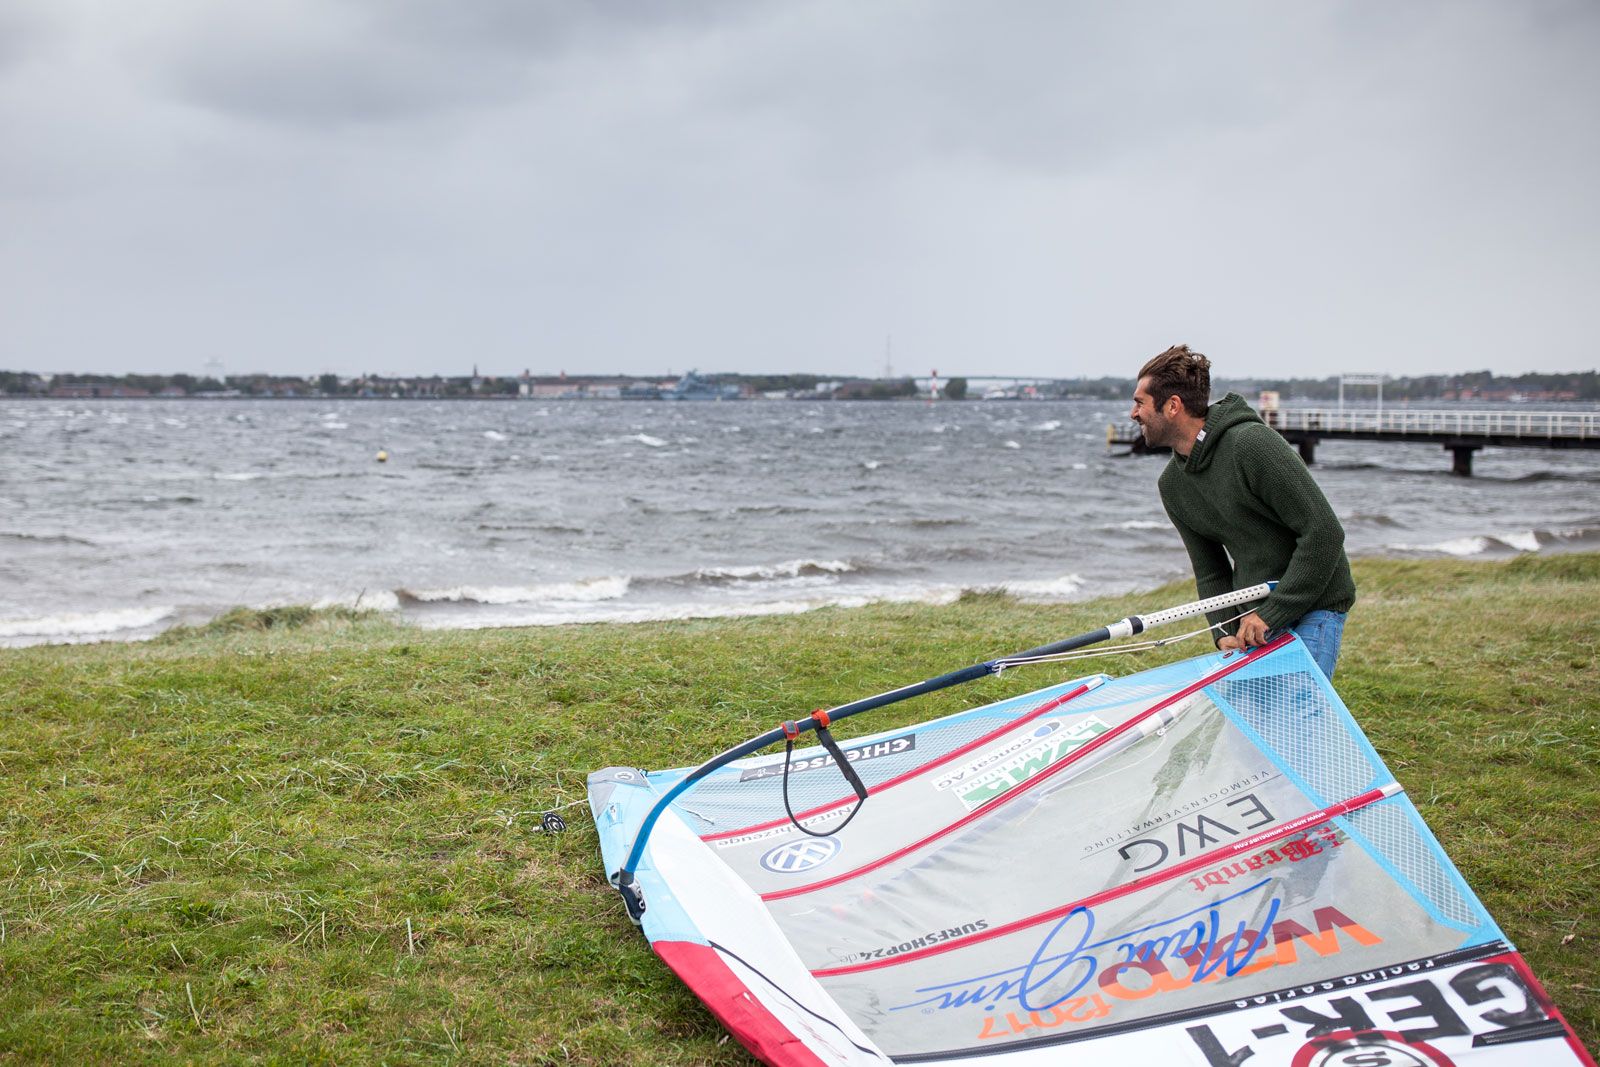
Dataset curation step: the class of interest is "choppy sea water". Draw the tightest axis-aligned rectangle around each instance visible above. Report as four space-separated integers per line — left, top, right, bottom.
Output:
2 399 1597 647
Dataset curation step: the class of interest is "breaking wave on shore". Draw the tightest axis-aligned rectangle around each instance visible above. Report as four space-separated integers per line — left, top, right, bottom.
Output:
0 606 176 647
1386 524 1600 557
0 558 1095 647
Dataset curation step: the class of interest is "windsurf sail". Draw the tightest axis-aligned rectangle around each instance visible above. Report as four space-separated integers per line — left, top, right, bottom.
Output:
588 601 1593 1065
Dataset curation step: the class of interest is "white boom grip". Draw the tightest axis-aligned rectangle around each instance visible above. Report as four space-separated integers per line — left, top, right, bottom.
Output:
1105 581 1276 638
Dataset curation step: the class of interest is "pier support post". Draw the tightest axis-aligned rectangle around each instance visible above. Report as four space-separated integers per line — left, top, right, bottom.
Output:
1297 438 1317 465
1448 445 1479 477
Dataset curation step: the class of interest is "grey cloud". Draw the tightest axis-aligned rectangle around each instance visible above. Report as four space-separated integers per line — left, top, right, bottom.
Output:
0 0 1596 376
680 4 1328 185
159 0 756 126
365 0 748 57
163 11 530 125
0 3 52 79
173 43 510 126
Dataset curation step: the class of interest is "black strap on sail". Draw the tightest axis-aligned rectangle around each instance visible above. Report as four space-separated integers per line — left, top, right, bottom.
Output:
780 711 869 838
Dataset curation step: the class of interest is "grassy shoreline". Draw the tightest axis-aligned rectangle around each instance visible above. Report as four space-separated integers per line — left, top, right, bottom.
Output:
2 554 1596 1064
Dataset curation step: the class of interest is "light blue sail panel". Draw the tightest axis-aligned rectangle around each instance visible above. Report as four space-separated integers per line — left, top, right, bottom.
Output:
589 639 1595 1067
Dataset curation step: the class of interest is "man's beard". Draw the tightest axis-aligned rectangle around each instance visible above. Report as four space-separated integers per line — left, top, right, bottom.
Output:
1139 413 1171 449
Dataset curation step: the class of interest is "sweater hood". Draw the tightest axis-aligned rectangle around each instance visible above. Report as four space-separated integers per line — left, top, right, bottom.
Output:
1184 392 1263 473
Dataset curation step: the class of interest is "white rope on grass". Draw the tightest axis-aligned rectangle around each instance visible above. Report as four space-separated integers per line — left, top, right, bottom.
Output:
508 796 588 832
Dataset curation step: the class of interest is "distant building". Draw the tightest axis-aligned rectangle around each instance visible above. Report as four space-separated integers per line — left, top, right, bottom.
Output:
49 383 150 398
521 375 653 399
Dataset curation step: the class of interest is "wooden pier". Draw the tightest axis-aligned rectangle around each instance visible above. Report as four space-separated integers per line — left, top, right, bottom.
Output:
1107 408 1599 476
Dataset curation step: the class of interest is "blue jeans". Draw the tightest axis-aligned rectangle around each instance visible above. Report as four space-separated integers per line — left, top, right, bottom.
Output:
1285 610 1347 680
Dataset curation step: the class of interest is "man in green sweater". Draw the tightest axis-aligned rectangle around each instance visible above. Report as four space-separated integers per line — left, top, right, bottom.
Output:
1131 344 1356 678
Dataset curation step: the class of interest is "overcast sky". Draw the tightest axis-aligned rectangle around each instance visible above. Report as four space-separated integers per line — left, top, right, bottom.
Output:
2 1 1596 380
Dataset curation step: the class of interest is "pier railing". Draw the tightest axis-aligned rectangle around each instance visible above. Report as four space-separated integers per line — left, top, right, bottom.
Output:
1264 408 1596 440
1110 406 1599 474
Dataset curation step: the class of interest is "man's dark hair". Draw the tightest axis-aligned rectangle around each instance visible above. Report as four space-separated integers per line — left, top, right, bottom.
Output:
1138 344 1211 417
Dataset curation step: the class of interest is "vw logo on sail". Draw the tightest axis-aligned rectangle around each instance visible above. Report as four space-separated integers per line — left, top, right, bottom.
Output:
760 837 842 874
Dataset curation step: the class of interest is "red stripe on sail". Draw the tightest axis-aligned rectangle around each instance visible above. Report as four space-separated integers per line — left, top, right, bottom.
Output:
654 940 836 1066
765 635 1294 903
812 782 1395 978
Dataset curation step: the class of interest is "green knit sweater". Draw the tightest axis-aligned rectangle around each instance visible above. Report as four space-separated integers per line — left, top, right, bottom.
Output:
1158 393 1356 639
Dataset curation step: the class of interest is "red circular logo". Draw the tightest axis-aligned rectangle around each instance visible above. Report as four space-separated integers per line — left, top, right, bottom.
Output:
1289 1030 1456 1067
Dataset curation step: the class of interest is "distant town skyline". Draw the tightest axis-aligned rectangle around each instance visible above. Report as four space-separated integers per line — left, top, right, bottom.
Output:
10 365 1595 404
2 2 1597 380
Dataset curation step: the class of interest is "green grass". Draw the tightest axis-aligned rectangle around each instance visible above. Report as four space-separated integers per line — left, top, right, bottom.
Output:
1 555 1596 1064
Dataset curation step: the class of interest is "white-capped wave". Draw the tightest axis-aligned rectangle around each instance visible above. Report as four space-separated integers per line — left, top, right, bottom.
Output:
987 574 1086 600
1500 531 1541 553
692 559 855 581
312 590 403 612
1552 525 1600 545
1004 440 1021 450
863 460 881 470
404 576 630 605
1116 520 1169 531
483 430 507 441
409 585 962 631
626 433 667 448
412 599 813 630
1397 536 1493 557
1033 420 1062 432
1390 531 1563 557
214 472 268 481
0 606 174 640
